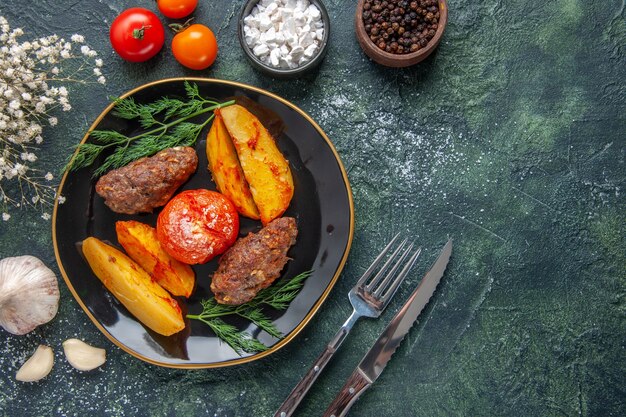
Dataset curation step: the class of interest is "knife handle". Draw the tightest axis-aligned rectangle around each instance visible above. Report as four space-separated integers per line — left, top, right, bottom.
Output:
322 368 372 417
274 327 350 417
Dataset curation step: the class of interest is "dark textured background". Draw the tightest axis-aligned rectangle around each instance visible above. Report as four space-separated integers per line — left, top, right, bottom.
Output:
0 1 624 416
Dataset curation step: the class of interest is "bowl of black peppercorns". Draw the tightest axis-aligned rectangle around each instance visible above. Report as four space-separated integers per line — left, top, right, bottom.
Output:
356 0 447 67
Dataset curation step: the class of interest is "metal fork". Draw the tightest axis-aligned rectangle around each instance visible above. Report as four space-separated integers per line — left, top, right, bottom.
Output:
274 234 422 417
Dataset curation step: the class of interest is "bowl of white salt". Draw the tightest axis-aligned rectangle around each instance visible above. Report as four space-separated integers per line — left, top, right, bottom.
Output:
238 0 330 77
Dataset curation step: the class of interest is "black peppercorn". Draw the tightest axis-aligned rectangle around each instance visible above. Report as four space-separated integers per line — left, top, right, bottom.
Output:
362 0 439 55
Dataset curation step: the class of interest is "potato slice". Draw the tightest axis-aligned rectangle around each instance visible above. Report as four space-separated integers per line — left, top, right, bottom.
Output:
81 237 185 336
219 104 294 225
116 220 195 297
206 113 260 220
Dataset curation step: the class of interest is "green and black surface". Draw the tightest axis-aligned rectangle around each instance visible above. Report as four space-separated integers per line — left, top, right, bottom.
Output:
0 0 624 416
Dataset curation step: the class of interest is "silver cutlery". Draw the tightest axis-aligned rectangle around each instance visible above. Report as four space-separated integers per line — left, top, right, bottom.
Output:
274 234 422 417
322 239 452 417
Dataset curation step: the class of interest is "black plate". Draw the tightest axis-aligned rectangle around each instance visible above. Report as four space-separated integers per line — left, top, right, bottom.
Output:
52 78 354 368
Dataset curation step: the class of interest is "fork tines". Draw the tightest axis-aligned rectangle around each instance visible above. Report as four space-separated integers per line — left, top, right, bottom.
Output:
357 233 422 309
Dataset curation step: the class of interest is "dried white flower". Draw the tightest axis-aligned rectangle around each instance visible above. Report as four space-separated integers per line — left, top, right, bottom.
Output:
0 16 105 219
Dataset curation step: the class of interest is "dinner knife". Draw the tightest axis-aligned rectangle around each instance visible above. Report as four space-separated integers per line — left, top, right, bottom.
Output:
322 239 452 417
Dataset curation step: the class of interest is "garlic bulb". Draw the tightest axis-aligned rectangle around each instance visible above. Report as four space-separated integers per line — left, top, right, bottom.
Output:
62 338 106 371
15 344 54 382
0 255 60 335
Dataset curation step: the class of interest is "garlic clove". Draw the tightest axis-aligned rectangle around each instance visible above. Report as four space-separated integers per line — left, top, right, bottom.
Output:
0 255 60 335
15 345 54 382
62 338 106 371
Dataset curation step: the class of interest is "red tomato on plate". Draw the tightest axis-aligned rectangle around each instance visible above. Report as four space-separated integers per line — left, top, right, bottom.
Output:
157 190 239 264
171 23 218 70
109 8 165 62
157 0 198 19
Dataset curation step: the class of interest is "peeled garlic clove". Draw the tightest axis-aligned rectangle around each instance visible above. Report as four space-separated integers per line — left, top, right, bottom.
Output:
0 255 60 335
62 338 106 371
16 345 54 382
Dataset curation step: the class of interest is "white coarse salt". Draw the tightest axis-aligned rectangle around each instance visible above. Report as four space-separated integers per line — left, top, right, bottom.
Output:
243 0 325 70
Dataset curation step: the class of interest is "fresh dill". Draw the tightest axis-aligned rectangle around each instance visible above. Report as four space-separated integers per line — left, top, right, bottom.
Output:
187 270 313 355
64 81 235 176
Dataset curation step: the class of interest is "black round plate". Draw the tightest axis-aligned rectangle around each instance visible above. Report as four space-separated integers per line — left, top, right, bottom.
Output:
52 78 354 368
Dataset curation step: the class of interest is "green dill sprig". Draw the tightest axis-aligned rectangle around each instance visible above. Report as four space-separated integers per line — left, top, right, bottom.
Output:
64 81 235 176
187 270 313 354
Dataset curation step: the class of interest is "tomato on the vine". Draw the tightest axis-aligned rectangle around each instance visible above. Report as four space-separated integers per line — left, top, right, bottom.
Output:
157 0 198 19
171 23 218 70
109 8 165 62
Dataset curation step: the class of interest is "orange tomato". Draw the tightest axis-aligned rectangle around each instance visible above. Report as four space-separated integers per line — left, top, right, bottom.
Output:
172 23 218 70
157 0 198 19
156 189 239 264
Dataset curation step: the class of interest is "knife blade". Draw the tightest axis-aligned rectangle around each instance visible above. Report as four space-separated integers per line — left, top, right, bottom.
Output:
322 239 452 417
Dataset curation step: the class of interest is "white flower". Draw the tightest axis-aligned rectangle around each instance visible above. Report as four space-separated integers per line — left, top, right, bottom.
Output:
20 152 37 162
41 212 51 220
57 195 66 204
0 16 105 221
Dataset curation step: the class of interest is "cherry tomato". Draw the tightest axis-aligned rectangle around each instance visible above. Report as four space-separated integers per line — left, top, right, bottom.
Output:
157 0 198 19
109 8 165 62
156 189 239 264
171 23 218 70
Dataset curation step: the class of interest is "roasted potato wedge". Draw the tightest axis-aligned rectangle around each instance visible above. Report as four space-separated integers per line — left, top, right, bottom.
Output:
116 220 195 297
219 104 294 225
206 113 260 220
81 237 185 336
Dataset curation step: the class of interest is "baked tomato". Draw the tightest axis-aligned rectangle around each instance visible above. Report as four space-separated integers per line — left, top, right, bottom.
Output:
110 8 165 62
156 189 239 264
171 23 218 70
157 0 198 19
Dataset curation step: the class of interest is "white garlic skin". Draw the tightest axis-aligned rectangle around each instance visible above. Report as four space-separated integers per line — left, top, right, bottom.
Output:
15 344 54 382
62 338 106 371
0 255 60 335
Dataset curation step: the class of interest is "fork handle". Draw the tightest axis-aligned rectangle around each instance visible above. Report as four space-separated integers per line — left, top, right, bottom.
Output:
274 325 352 417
